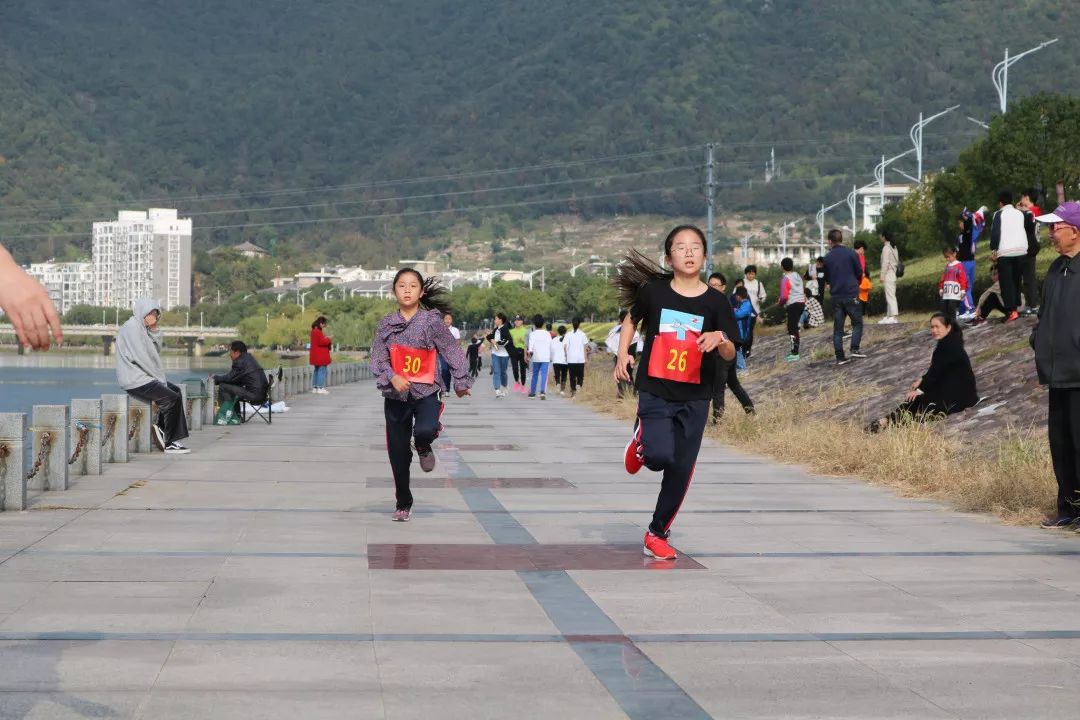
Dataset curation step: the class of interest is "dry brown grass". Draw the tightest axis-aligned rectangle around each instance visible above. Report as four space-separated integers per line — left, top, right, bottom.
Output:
575 364 1056 525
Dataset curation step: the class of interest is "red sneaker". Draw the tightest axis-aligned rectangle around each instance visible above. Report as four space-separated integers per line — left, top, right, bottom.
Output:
623 419 644 474
643 532 676 560
1005 311 1020 323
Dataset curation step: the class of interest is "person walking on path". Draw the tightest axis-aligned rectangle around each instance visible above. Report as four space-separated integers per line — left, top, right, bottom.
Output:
1031 202 1080 528
854 239 872 320
823 229 866 366
551 325 569 395
741 265 766 359
707 272 754 422
508 315 529 394
466 335 483 378
526 314 553 399
564 317 589 397
777 257 805 361
939 246 968 322
437 311 462 396
212 340 269 409
116 298 190 454
0 242 63 350
879 230 900 324
486 313 514 397
866 313 978 432
614 225 738 561
371 269 472 522
309 316 332 394
956 214 978 319
990 190 1035 323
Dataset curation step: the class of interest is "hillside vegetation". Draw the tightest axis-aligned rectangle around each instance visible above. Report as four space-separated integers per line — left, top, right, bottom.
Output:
0 1 1075 265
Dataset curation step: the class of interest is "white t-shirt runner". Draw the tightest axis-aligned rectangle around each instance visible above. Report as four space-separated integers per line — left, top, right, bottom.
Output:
564 329 589 364
551 334 567 364
527 328 553 363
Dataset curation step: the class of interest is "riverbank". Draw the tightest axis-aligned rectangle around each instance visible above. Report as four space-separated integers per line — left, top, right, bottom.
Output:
573 315 1056 525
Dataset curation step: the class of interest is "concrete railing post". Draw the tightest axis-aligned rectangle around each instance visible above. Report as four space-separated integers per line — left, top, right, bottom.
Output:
0 413 27 511
30 405 69 492
204 378 216 426
271 371 283 403
185 381 203 432
70 398 102 476
101 394 129 464
129 399 152 454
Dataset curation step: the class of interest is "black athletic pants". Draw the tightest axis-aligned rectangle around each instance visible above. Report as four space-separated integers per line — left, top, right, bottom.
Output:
1022 255 1039 309
637 390 708 537
885 394 946 426
941 299 961 321
711 357 753 419
979 294 1005 318
1049 388 1080 516
553 363 568 388
384 392 441 511
127 380 189 446
468 355 480 378
509 350 527 385
997 256 1024 313
785 303 804 355
568 363 585 393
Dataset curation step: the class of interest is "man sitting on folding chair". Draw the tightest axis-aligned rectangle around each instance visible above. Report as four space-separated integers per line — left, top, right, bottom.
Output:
211 341 269 423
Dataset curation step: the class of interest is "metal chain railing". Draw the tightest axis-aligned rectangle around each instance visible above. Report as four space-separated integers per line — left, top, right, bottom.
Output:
127 408 142 441
68 421 90 466
25 432 51 480
100 414 118 448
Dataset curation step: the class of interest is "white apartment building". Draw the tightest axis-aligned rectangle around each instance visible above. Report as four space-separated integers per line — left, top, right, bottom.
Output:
25 261 96 315
93 208 192 310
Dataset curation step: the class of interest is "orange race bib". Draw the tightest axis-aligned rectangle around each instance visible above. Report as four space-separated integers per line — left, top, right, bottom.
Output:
390 344 437 384
647 308 705 384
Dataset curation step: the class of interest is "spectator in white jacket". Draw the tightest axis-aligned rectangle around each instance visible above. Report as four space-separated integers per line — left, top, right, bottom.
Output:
990 189 1037 322
742 265 767 358
878 230 900 324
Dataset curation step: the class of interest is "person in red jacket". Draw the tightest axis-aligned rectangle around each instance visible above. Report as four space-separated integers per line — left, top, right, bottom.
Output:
309 316 333 394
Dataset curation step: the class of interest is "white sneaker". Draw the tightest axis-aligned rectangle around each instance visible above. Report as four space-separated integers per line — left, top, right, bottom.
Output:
311 388 320 394
319 388 330 394
151 423 166 451
164 443 191 455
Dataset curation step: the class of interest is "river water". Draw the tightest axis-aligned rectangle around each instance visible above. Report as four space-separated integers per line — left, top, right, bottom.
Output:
0 353 225 417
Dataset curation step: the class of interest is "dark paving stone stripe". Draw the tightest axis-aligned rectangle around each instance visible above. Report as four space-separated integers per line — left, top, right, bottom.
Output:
91 507 939 515
367 543 705 571
368 443 519 451
691 557 1080 561
365 477 574 489
6 630 1079 643
439 434 710 720
19 557 367 561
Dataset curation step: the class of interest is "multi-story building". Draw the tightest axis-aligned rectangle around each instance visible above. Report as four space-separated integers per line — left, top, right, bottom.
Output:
25 261 96 315
93 208 192 310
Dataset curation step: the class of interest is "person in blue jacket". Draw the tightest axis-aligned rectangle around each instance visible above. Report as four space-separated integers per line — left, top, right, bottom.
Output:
731 286 755 371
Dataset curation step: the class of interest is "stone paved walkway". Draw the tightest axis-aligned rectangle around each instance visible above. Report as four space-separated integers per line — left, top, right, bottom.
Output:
3 382 1080 718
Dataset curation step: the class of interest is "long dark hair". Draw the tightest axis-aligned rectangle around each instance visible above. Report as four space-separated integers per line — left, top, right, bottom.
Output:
930 312 963 342
311 316 327 330
392 268 452 315
613 225 707 309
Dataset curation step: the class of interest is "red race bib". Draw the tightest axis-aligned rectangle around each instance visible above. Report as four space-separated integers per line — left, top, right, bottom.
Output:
647 308 705 384
390 344 437 384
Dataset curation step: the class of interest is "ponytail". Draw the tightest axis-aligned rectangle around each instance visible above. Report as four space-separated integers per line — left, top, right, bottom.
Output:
613 249 670 310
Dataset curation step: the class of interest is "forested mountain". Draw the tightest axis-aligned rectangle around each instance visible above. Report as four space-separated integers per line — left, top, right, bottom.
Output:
0 1 1075 264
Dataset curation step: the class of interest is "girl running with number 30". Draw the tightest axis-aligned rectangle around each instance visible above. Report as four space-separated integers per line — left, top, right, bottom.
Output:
614 225 738 560
371 268 472 522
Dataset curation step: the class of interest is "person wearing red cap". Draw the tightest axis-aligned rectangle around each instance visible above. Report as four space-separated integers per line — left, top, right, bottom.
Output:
1033 201 1080 528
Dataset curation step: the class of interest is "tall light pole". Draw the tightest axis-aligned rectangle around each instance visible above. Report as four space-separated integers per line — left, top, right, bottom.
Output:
740 234 752 264
875 149 917 212
909 105 960 183
816 199 847 256
704 143 717 277
299 290 311 313
570 261 590 277
778 219 799 256
993 39 1058 114
846 182 875 235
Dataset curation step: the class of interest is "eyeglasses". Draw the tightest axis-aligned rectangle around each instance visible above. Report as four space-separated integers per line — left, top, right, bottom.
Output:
1051 223 1078 233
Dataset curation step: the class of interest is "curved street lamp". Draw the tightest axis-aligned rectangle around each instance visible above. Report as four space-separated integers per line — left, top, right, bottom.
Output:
993 39 1058 114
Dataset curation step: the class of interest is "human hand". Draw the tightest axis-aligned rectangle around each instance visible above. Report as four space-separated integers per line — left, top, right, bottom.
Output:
390 374 411 393
0 250 63 350
614 353 634 382
697 330 728 354
905 390 920 403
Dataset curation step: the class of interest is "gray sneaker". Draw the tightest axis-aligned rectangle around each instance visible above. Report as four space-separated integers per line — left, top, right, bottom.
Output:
417 447 436 472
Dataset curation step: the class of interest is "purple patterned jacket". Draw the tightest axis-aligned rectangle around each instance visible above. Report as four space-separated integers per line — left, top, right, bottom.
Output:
370 308 472 400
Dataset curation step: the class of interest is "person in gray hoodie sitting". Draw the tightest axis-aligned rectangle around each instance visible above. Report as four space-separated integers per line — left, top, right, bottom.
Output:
115 298 190 454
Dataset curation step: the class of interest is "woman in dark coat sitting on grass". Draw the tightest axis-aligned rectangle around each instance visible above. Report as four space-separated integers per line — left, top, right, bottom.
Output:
867 312 978 432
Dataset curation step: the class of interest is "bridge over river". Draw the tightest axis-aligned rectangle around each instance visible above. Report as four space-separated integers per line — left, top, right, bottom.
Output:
0 323 238 355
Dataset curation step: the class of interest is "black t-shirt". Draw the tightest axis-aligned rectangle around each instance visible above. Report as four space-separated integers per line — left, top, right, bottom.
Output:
631 278 738 402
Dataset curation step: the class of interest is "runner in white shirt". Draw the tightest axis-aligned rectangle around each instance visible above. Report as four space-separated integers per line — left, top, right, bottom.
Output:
526 314 554 398
438 311 463 395
564 317 590 397
551 324 569 395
